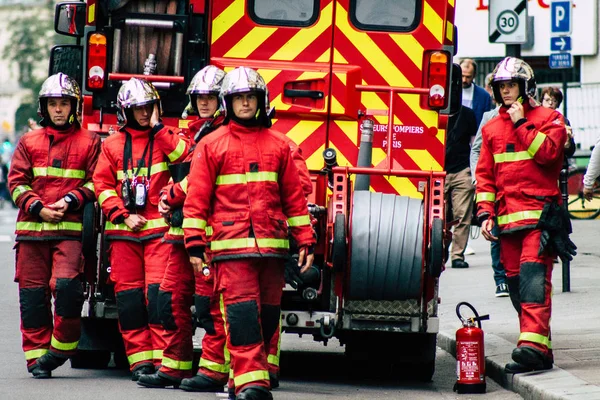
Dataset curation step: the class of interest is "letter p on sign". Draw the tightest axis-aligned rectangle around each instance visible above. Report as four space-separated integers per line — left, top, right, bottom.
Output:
551 1 572 35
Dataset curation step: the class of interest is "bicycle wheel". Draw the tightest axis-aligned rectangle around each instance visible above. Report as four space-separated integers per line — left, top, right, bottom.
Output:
566 169 600 219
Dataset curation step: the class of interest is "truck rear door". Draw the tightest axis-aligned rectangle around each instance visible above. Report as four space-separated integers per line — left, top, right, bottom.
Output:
208 0 336 170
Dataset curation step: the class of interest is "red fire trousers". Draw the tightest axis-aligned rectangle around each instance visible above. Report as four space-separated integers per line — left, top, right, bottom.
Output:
216 258 285 395
109 238 169 370
500 228 553 359
15 240 84 370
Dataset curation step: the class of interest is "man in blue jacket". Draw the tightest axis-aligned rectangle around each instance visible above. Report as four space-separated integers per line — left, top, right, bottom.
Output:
460 58 493 127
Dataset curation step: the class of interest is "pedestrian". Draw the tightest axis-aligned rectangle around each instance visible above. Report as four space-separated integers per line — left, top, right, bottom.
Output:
583 135 600 201
183 66 315 400
540 86 576 158
137 65 228 390
444 93 478 269
484 72 496 106
460 58 493 127
8 73 101 378
476 57 576 374
93 78 191 381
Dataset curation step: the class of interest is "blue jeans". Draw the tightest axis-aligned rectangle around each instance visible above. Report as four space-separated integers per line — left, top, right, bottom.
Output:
491 223 506 286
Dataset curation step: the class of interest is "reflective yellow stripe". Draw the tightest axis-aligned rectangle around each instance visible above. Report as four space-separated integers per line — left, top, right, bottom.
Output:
32 166 86 179
287 215 310 227
167 139 187 162
153 350 163 361
163 356 193 371
476 192 496 202
105 218 168 231
267 354 279 367
493 151 532 163
205 226 213 237
216 171 278 185
497 210 542 226
527 132 546 157
83 181 95 193
182 218 207 229
98 189 118 205
16 221 82 232
117 162 169 180
220 294 231 368
210 238 289 251
180 177 188 194
24 348 48 360
199 358 230 373
519 332 552 349
233 370 269 387
127 350 154 365
51 336 78 351
12 185 32 202
168 227 184 236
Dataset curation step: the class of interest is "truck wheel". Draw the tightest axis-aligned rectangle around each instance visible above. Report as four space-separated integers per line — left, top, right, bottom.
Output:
70 350 111 369
332 213 346 272
428 218 444 278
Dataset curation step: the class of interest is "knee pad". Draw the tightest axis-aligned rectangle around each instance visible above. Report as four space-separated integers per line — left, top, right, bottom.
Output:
55 277 84 318
20 287 52 329
147 283 160 325
506 276 521 314
157 290 177 331
261 305 280 344
226 300 261 347
116 288 147 330
520 262 547 304
194 295 215 335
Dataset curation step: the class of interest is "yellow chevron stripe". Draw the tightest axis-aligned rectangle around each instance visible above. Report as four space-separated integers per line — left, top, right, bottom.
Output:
270 94 291 111
389 35 424 68
334 72 346 85
224 27 278 58
211 0 244 44
256 68 281 85
330 95 345 115
448 0 455 7
401 94 439 129
437 128 445 145
423 1 444 44
316 50 331 63
334 120 358 146
371 148 388 167
387 176 423 199
297 71 328 80
286 120 324 146
404 149 443 171
446 21 454 42
270 2 334 61
333 49 348 64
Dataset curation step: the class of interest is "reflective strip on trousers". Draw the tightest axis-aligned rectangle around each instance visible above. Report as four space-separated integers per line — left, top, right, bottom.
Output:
117 162 169 180
519 332 552 349
24 348 49 361
162 356 192 371
200 358 230 373
128 350 154 365
16 221 83 232
233 370 270 387
267 354 279 367
210 237 289 251
497 210 542 226
32 166 85 179
216 171 278 185
98 189 118 206
476 192 496 202
51 335 79 351
12 185 32 203
105 218 169 232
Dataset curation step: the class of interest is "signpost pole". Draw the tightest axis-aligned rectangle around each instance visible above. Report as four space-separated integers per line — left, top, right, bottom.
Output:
506 44 521 58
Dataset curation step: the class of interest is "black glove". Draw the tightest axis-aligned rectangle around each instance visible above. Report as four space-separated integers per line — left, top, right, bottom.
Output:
537 202 577 262
284 256 304 290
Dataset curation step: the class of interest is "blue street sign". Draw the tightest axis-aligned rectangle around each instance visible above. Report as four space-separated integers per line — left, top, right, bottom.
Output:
549 52 573 69
551 1 572 35
550 36 572 52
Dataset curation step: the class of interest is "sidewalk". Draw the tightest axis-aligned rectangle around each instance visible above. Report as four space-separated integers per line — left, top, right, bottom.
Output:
437 219 600 399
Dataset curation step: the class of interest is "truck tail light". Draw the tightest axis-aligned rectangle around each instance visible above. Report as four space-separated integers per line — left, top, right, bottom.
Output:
427 51 449 109
87 33 107 90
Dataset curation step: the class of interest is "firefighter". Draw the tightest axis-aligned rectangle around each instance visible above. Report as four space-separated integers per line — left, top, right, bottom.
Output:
183 67 315 400
92 78 190 381
475 57 575 374
137 65 227 389
8 73 101 378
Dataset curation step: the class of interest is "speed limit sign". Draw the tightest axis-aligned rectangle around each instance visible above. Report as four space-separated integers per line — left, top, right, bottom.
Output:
489 0 528 43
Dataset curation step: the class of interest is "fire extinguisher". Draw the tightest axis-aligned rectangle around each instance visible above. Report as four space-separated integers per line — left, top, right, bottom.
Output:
453 302 489 394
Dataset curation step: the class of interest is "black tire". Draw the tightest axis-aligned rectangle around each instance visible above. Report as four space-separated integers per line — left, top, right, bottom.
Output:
428 218 444 278
566 168 600 220
70 350 112 369
332 213 347 272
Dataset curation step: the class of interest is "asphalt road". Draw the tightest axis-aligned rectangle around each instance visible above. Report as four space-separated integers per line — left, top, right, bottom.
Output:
0 207 521 399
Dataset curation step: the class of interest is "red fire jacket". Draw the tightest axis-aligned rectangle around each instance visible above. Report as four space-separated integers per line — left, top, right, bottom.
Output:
183 121 315 260
93 124 190 241
8 125 100 240
475 103 566 233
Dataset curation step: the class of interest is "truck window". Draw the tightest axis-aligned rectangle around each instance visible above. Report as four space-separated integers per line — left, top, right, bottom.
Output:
350 0 420 32
249 0 319 26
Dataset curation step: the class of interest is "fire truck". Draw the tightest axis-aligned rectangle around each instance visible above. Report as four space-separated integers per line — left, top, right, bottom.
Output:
50 0 456 380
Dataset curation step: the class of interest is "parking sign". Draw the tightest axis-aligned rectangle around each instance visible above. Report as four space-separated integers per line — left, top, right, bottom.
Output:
551 0 572 35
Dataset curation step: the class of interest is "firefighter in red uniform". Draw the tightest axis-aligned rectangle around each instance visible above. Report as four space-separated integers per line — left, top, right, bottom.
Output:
476 57 575 374
93 78 190 380
137 65 227 389
183 67 315 400
8 73 101 378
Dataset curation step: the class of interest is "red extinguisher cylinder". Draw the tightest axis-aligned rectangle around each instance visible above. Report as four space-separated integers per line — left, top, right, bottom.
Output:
455 326 486 393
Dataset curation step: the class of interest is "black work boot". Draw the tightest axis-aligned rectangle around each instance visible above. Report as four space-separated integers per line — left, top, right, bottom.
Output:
36 352 68 372
29 364 52 379
269 372 279 389
236 386 273 400
505 346 553 374
137 371 182 388
131 362 155 381
228 386 236 400
179 373 226 392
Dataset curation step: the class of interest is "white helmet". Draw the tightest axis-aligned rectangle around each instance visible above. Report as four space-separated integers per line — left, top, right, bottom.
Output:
491 57 537 104
220 67 271 126
186 65 226 115
38 73 81 126
117 78 162 125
